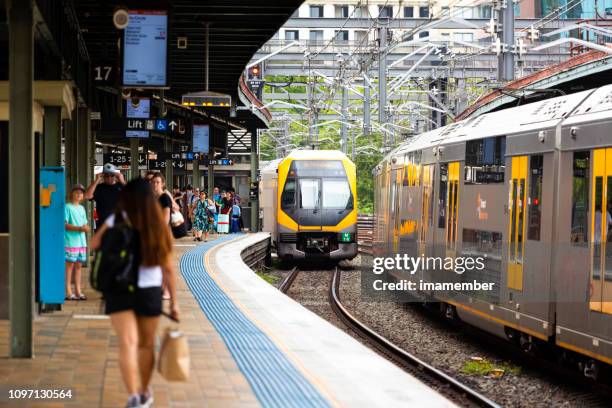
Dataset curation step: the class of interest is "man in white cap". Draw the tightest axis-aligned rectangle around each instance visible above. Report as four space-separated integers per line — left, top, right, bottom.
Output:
85 163 126 226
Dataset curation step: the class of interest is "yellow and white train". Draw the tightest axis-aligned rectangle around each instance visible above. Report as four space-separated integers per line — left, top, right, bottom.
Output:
260 150 358 261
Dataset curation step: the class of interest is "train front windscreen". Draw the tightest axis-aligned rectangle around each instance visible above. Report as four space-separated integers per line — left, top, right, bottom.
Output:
281 160 353 212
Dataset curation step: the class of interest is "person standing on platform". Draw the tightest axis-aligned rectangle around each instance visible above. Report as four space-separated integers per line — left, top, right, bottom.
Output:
231 198 242 233
64 184 89 301
218 192 233 234
192 191 215 242
91 178 179 408
181 186 193 232
150 173 172 225
213 186 221 230
85 163 126 227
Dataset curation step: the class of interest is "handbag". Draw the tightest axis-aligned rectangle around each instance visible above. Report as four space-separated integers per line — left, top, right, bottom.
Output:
170 210 184 227
158 326 190 382
170 210 187 239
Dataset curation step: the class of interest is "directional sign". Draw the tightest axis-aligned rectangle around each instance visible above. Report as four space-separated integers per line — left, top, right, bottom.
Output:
105 118 169 133
208 158 234 166
167 118 186 135
155 119 167 132
103 153 131 166
156 152 182 161
173 159 186 169
181 152 204 161
102 153 148 168
148 159 166 170
148 158 186 170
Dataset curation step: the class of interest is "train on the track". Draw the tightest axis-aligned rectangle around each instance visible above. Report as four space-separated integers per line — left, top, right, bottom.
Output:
373 84 612 379
260 150 358 261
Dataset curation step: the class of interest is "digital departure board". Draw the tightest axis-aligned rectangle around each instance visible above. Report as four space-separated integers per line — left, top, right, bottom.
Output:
122 10 168 87
193 124 210 154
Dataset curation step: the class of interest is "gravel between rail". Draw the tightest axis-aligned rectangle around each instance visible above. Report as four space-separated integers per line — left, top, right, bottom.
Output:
266 254 610 407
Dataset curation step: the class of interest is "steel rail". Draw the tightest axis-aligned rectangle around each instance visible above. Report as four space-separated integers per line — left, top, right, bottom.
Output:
329 267 501 408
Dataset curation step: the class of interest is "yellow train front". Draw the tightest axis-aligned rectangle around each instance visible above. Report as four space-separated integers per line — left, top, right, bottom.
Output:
261 150 358 262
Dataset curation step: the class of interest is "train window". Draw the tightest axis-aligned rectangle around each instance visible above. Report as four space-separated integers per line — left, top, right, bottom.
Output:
322 179 352 209
527 155 543 241
292 160 346 177
571 151 590 246
438 163 448 228
281 179 296 209
299 179 319 209
464 136 506 184
462 229 502 258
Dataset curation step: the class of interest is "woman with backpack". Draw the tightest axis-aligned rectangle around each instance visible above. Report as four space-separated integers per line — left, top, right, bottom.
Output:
91 178 179 408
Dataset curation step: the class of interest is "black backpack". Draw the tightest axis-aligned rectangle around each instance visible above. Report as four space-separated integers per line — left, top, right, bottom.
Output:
91 219 139 294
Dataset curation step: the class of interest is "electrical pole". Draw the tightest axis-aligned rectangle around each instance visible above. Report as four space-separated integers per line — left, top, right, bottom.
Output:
340 81 348 154
498 0 515 81
363 79 370 136
307 78 314 146
378 24 388 150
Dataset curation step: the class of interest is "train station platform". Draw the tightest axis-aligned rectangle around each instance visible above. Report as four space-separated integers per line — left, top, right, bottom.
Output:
1 233 454 407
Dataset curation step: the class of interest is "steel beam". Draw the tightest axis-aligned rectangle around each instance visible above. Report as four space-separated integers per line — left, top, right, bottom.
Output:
43 106 61 166
130 138 139 178
7 0 34 358
250 128 258 232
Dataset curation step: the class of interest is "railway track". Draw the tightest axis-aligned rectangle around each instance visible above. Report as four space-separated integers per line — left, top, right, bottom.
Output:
279 266 499 408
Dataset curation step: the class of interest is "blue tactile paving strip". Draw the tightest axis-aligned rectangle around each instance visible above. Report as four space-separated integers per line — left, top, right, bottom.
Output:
180 235 332 408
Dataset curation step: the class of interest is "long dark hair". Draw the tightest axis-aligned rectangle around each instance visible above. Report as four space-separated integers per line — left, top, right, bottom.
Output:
115 178 173 266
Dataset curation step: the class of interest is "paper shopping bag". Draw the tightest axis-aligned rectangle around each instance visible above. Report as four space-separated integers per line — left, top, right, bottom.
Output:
158 327 190 382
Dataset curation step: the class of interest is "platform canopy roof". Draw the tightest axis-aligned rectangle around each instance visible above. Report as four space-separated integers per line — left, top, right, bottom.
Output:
72 0 304 127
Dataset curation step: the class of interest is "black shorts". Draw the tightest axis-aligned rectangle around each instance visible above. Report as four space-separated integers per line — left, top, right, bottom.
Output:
104 287 162 317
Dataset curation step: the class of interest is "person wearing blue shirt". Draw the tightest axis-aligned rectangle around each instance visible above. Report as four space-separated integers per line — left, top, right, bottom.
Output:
231 199 242 233
65 184 89 300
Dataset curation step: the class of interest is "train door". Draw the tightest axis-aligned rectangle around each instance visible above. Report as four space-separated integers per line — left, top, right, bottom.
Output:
590 148 612 313
388 167 398 255
445 162 460 259
419 165 434 257
507 156 528 291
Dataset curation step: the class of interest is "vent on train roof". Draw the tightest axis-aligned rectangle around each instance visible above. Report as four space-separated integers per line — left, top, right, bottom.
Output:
439 122 461 137
531 99 568 119
470 115 486 128
592 90 612 110
578 89 612 114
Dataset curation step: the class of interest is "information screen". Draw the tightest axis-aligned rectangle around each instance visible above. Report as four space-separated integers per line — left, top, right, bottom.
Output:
123 10 168 87
126 98 151 118
193 124 210 153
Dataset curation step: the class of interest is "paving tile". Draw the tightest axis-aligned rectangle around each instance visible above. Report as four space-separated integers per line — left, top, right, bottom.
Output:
0 234 260 407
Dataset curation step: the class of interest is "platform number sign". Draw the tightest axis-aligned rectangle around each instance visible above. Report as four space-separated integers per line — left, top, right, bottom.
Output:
93 65 115 85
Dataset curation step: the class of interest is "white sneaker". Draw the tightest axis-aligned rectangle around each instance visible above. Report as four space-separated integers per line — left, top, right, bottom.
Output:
140 388 154 408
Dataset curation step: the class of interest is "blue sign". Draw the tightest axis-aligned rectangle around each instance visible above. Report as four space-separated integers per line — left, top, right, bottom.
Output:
155 119 167 131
